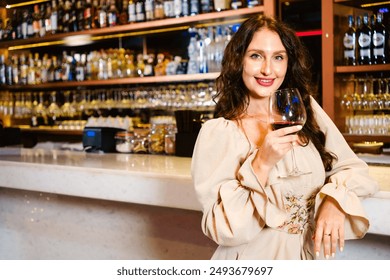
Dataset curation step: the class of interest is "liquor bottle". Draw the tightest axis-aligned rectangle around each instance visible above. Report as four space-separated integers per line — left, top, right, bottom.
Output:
173 0 181 17
164 0 174 18
372 12 387 64
213 0 227 11
11 55 20 85
51 0 59 34
145 0 155 21
11 9 19 40
57 0 65 33
0 55 6 85
358 13 372 65
246 0 259 8
190 0 199 15
136 53 145 77
53 56 63 81
84 0 93 29
343 15 356 66
181 0 189 16
69 0 79 31
44 3 53 34
107 0 119 26
2 19 12 41
98 0 108 28
26 8 34 38
19 54 28 85
128 0 137 23
63 0 72 33
230 0 243 10
119 0 129 25
39 4 46 37
143 54 155 76
154 0 164 19
32 4 41 37
135 0 146 22
21 10 28 39
76 0 85 31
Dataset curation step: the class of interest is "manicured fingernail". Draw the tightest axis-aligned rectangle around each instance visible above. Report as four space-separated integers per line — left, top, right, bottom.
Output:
332 253 335 258
325 254 329 260
340 247 344 252
315 251 319 257
297 125 302 129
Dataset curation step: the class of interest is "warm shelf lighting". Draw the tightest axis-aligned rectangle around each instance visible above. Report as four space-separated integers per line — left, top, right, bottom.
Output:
5 0 49 9
361 1 390 8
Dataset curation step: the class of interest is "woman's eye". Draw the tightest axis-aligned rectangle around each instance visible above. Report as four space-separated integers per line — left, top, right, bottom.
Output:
250 53 261 59
275 55 285 61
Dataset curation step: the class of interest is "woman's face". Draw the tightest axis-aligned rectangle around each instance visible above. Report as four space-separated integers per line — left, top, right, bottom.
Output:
242 28 288 99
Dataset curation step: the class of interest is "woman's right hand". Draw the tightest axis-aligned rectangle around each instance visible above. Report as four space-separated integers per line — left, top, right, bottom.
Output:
252 125 302 185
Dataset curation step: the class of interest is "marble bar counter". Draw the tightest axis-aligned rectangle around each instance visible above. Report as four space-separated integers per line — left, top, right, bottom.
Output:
0 147 389 260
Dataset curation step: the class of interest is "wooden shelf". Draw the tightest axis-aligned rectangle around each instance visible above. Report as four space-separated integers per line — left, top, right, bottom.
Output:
0 7 265 49
343 134 390 143
18 126 83 136
1 72 220 90
335 64 390 73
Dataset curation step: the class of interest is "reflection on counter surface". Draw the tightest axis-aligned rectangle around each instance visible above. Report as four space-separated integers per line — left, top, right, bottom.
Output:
0 146 389 259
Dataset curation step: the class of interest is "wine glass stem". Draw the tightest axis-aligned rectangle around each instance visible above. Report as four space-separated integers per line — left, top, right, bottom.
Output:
291 147 299 174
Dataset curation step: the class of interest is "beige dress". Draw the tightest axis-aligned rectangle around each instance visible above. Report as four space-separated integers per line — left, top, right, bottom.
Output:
191 98 379 260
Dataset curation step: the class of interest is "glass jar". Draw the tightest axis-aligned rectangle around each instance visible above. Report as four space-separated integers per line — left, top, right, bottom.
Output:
148 123 167 154
132 128 149 154
115 131 134 153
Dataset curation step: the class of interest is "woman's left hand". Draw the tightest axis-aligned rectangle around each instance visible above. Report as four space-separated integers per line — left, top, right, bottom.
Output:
313 196 346 259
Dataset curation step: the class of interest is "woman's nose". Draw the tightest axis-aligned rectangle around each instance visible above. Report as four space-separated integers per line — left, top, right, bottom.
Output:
260 60 271 76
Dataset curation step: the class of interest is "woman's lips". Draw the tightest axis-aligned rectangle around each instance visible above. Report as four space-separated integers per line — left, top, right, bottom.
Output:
256 78 274 87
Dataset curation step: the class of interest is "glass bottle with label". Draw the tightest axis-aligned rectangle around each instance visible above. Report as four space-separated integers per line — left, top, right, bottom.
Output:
128 0 137 23
343 15 356 66
372 12 387 64
358 13 372 65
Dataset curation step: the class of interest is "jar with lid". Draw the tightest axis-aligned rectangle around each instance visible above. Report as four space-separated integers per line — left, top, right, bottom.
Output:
148 123 167 154
115 131 134 153
164 123 177 155
132 128 149 154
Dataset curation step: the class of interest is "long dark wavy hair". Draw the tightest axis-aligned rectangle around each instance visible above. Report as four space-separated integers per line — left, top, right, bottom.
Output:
214 14 336 171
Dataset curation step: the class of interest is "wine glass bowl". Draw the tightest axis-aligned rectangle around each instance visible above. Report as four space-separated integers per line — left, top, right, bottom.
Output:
269 88 307 176
269 88 307 131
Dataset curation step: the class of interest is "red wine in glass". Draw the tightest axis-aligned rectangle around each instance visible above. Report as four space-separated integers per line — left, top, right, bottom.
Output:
269 88 307 176
271 121 305 131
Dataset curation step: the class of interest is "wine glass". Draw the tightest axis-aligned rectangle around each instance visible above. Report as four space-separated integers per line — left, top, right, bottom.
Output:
269 88 307 176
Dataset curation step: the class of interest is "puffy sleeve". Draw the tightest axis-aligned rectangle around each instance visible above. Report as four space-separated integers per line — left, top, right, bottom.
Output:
191 118 287 246
311 97 379 239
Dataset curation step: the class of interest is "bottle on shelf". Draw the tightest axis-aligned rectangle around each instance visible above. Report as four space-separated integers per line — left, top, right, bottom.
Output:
63 0 72 33
128 0 137 23
32 4 42 37
39 4 47 37
57 0 65 33
135 0 146 22
189 0 200 15
357 13 372 65
343 15 356 66
230 0 243 10
213 0 228 12
182 0 189 16
119 0 129 24
84 0 94 29
0 55 6 85
44 3 53 35
372 12 387 64
51 0 59 34
145 0 155 21
154 0 165 19
107 0 119 26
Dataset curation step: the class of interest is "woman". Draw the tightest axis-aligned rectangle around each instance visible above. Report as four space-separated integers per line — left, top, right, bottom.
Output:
191 15 378 260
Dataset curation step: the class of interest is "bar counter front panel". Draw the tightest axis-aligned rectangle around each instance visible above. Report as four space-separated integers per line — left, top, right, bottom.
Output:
0 148 389 259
